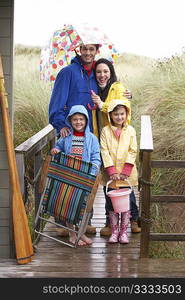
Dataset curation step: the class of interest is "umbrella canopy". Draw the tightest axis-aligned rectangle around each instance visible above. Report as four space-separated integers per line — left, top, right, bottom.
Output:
40 23 119 84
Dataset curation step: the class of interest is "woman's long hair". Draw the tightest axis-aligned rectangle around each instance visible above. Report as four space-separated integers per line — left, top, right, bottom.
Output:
94 58 117 101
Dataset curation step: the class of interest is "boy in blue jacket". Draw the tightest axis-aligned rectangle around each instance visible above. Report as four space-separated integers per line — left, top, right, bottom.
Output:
49 44 99 235
51 105 101 245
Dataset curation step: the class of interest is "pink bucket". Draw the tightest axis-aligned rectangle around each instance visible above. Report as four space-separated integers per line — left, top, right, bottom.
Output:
106 180 131 213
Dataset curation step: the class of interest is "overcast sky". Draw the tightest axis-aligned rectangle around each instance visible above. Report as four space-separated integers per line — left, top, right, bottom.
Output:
14 0 185 59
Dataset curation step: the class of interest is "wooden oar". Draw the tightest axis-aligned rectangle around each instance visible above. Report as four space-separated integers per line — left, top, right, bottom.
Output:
0 56 34 264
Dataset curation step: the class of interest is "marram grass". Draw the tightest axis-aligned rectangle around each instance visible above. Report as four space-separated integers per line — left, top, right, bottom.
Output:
14 50 51 146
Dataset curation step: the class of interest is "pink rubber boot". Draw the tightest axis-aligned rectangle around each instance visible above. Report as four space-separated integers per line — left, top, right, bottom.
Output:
119 211 130 244
108 211 119 243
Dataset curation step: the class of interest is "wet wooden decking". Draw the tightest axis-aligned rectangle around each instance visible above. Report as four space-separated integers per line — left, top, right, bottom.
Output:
0 185 185 278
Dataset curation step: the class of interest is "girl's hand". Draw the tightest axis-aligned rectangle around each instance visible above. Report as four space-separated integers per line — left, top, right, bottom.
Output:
119 174 128 181
91 90 103 108
51 148 60 155
110 174 120 181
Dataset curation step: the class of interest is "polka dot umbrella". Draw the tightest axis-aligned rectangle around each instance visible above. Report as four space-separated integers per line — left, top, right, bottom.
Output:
40 23 119 86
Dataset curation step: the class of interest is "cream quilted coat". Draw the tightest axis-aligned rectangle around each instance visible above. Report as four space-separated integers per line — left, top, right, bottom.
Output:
100 99 138 189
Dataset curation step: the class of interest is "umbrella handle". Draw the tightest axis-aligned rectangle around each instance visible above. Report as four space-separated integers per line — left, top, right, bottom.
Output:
87 103 97 110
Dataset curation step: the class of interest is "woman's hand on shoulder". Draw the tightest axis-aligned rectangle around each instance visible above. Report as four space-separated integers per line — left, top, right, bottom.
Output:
124 89 132 100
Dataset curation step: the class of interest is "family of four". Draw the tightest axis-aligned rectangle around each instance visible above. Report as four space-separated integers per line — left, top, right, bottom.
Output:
49 43 141 246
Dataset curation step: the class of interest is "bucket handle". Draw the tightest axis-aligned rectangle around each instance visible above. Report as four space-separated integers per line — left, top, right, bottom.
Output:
106 179 132 196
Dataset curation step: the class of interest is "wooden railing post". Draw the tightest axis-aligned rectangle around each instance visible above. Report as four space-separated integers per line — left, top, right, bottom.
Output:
34 150 42 218
140 151 152 257
15 124 55 242
15 152 25 200
139 115 153 258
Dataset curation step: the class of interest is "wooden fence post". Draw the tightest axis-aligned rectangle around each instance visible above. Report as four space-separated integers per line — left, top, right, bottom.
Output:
15 152 25 200
139 115 153 258
140 151 152 258
34 150 42 217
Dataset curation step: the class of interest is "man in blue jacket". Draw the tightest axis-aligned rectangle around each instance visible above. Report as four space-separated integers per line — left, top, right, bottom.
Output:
49 44 99 136
49 44 99 236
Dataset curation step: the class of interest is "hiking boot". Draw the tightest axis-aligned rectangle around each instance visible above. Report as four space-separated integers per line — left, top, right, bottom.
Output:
131 220 141 233
100 224 111 236
85 224 96 234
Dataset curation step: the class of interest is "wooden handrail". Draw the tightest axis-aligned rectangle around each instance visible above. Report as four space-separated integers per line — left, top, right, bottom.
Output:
15 124 55 193
150 233 185 241
15 124 55 157
151 160 185 168
151 195 185 203
15 124 56 242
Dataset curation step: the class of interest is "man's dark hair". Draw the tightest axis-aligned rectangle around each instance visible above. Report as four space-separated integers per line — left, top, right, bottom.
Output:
94 58 117 101
80 44 100 50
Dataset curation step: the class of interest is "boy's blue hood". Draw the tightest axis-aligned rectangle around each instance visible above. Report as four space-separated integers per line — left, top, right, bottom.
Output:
65 105 90 133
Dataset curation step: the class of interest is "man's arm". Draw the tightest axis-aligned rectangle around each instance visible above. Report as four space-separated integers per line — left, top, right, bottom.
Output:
49 67 71 133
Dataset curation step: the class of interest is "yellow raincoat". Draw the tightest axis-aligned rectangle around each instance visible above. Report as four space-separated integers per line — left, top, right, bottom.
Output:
100 99 138 189
92 82 131 138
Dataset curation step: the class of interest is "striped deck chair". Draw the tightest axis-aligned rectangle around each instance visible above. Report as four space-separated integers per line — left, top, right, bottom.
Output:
42 152 97 224
34 152 100 247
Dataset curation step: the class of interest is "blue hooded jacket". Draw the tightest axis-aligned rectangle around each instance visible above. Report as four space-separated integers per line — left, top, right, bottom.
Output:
49 56 98 134
54 105 101 175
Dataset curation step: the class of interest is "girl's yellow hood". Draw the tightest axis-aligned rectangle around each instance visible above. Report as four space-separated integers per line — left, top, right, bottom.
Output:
107 99 131 125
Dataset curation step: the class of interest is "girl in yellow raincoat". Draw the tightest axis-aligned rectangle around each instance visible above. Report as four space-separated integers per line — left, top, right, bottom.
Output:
100 99 138 244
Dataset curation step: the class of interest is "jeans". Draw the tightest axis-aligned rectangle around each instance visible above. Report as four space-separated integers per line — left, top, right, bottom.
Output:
103 186 139 224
